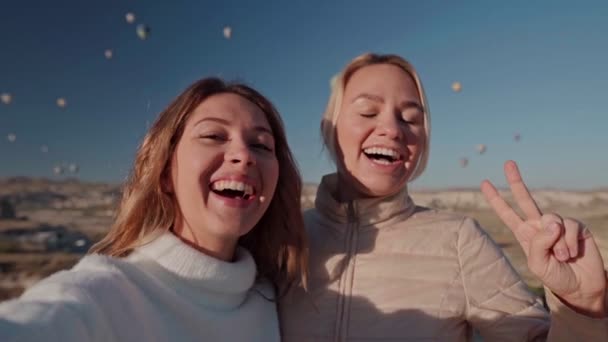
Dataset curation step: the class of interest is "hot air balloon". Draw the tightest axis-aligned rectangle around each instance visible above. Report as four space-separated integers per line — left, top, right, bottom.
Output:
1 93 12 105
56 98 67 108
223 26 232 39
104 49 113 59
136 24 150 40
514 133 521 142
451 81 462 93
68 163 79 174
53 165 64 175
459 157 469 168
7 133 16 143
125 12 136 24
476 144 486 155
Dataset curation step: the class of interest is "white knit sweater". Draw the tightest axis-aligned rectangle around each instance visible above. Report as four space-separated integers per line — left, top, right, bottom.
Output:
0 232 279 342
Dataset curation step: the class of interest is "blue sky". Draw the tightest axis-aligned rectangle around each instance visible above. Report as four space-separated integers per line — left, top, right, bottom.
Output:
1 0 607 189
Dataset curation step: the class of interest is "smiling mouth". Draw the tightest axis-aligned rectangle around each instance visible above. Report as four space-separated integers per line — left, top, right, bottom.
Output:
210 180 255 200
362 147 403 165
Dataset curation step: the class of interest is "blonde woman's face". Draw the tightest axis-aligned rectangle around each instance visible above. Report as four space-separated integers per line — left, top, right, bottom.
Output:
335 63 425 198
170 93 279 250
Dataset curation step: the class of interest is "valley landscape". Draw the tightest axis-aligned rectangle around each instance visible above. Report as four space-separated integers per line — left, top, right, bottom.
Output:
2 177 607 301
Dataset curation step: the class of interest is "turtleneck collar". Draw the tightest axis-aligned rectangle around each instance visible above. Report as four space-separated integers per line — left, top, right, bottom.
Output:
314 173 416 226
127 231 257 309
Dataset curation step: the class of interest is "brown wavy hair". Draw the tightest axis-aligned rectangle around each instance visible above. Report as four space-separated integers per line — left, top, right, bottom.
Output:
90 77 308 293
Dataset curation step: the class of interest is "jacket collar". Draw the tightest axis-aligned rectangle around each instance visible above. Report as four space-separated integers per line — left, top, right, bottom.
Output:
314 173 416 226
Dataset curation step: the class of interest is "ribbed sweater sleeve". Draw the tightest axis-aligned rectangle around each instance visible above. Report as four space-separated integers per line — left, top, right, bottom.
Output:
0 270 113 342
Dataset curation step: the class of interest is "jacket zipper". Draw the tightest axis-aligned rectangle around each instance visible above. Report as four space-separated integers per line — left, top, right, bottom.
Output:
335 201 358 342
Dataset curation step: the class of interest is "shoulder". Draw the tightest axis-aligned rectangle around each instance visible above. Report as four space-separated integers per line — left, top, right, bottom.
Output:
302 208 326 235
302 207 320 225
404 208 498 256
252 277 277 302
406 206 475 232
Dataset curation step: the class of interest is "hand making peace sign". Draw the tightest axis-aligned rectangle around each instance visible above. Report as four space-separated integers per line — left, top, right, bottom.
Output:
481 160 607 318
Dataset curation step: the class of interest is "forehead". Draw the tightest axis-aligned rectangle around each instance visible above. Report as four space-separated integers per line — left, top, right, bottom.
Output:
344 63 420 103
188 92 271 130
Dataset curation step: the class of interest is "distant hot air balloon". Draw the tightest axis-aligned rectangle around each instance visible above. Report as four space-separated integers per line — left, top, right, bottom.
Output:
53 165 64 175
7 133 16 143
41 145 49 153
1 93 12 105
125 12 136 24
459 157 469 168
476 144 486 155
223 26 232 39
136 24 150 40
68 163 79 174
451 81 462 93
104 49 113 59
514 133 521 142
56 97 67 108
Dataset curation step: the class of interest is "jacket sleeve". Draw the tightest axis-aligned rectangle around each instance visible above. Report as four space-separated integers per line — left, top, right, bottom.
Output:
0 271 112 342
458 217 608 341
544 284 608 341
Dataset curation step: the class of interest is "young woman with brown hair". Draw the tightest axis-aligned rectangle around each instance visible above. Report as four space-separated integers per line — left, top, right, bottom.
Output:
0 77 308 342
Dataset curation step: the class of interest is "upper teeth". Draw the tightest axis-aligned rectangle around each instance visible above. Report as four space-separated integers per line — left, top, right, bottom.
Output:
211 180 254 195
363 147 399 159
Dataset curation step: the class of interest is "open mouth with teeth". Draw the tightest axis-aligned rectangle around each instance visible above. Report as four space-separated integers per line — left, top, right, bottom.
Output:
363 147 403 165
210 180 255 200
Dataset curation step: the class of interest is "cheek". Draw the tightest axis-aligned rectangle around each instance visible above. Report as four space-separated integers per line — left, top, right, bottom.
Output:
406 129 425 151
179 146 217 179
336 121 367 157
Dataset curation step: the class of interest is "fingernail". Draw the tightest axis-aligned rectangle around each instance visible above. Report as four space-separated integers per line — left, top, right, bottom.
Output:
555 249 569 260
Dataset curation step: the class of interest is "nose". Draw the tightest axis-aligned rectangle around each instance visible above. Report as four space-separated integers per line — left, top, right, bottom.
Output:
225 140 256 167
377 112 402 140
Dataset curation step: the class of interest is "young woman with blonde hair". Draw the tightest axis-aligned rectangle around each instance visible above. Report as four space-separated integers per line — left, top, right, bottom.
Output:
0 77 307 342
279 53 607 341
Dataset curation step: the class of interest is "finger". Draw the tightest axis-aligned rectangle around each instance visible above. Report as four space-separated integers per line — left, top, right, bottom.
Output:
481 179 523 230
542 214 569 261
563 218 584 258
504 160 543 220
528 221 562 276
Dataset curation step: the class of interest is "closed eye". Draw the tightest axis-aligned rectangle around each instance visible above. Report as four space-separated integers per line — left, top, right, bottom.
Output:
360 113 377 118
199 134 226 141
399 117 415 124
252 143 273 152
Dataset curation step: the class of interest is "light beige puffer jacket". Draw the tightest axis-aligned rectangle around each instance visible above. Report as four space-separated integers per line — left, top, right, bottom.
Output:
279 174 608 341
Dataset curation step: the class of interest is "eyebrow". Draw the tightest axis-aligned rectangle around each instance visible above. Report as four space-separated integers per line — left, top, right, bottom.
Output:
352 93 424 112
194 116 273 135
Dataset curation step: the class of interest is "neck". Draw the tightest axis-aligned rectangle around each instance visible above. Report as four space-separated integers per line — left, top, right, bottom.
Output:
335 172 369 202
334 172 408 203
171 222 237 262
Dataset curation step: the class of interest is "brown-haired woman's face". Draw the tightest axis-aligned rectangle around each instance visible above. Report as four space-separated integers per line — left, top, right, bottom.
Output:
169 93 279 245
335 63 425 197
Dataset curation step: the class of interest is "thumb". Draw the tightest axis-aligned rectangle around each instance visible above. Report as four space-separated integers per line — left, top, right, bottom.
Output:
540 213 563 231
528 222 562 274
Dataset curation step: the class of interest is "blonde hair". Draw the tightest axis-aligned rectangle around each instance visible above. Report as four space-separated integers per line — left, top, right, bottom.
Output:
321 53 431 181
90 77 307 292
